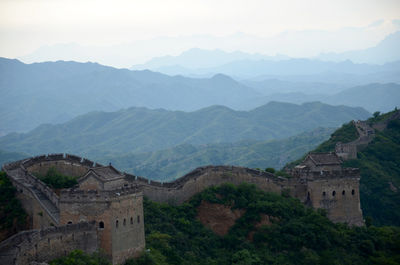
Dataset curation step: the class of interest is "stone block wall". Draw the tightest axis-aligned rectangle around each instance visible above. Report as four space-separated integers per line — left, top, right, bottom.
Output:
59 189 145 264
0 222 98 265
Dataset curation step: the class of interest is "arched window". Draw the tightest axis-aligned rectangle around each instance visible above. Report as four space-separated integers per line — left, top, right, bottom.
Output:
307 192 310 200
137 215 140 223
332 191 336 196
342 190 345 195
130 217 133 225
123 219 126 226
67 221 72 225
99 221 104 229
322 191 326 196
352 189 355 195
116 220 119 228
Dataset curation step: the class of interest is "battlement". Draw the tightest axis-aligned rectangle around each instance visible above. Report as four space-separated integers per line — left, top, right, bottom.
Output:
289 167 360 180
0 222 98 265
60 186 142 202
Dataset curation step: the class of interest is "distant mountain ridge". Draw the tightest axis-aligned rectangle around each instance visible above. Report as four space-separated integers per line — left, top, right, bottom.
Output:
318 31 400 64
0 101 369 158
1 57 397 136
247 83 400 113
0 58 260 134
95 127 334 181
130 32 400 79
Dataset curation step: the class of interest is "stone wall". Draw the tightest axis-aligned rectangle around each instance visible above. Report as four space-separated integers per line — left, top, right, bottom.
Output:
0 222 98 265
59 188 145 264
135 166 287 205
7 172 58 229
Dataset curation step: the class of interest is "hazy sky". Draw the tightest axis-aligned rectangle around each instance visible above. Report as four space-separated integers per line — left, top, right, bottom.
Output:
1 0 399 66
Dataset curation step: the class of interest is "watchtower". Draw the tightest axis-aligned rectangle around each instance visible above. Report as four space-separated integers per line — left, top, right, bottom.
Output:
59 165 145 265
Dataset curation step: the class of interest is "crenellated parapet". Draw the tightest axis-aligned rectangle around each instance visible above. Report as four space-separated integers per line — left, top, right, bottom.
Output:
59 186 142 203
0 221 98 265
288 168 360 180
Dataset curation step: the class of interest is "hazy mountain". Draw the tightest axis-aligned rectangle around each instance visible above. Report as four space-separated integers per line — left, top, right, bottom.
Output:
325 83 400 112
128 33 400 79
131 48 289 71
0 149 27 168
247 80 400 113
318 31 400 64
242 82 400 113
19 23 394 68
0 58 260 134
136 55 400 81
96 127 333 181
0 102 369 158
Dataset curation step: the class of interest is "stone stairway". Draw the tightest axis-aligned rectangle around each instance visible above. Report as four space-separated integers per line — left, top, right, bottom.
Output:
8 167 60 223
30 185 60 221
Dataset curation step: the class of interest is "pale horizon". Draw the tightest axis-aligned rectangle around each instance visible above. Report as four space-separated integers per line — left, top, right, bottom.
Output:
1 0 400 67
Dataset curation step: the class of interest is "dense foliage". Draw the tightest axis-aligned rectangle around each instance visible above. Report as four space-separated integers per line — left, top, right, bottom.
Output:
0 171 27 233
126 184 400 265
98 127 333 181
343 118 400 226
50 250 110 265
35 167 78 189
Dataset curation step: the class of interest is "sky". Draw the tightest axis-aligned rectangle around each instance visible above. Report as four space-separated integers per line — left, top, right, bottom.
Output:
0 0 400 67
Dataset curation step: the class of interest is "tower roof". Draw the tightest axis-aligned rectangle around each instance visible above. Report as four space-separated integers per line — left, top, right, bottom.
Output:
305 152 342 166
79 165 124 184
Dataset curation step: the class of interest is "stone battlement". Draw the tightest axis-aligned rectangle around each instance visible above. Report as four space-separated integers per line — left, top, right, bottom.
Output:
60 187 142 202
0 222 98 265
1 152 364 264
288 168 360 180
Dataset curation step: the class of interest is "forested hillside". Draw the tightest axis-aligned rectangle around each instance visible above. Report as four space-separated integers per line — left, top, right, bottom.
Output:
97 127 333 180
287 110 400 226
52 184 400 265
0 102 368 158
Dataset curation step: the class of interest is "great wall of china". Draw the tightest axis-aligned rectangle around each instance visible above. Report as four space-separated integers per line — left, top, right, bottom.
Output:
8 110 400 265
0 149 364 264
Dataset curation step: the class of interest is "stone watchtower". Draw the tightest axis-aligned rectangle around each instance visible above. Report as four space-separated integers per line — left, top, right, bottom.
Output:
59 165 145 264
290 152 364 226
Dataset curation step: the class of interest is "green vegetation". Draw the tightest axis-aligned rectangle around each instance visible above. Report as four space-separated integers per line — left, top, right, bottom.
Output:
0 171 27 232
98 128 333 181
50 250 110 265
313 121 359 152
343 118 400 226
35 167 78 189
0 101 369 158
286 110 400 226
125 184 400 265
367 109 398 125
284 121 358 169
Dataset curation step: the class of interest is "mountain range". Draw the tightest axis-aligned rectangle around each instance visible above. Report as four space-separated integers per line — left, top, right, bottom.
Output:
131 31 400 79
95 127 333 181
0 101 369 158
0 58 259 134
1 57 399 136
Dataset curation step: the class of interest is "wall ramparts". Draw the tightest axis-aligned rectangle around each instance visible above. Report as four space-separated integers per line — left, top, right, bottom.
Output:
6 171 58 227
133 166 288 204
0 222 98 265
